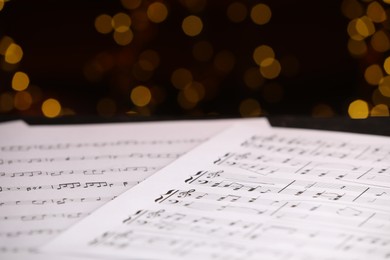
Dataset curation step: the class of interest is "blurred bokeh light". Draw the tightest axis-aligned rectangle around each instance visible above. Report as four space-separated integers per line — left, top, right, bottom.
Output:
1 0 389 118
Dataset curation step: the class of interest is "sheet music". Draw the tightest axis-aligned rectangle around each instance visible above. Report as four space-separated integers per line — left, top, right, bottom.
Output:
43 125 390 260
0 118 270 259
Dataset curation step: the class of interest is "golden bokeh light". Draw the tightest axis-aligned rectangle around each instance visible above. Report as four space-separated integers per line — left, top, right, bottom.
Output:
250 3 271 25
182 15 203 37
14 91 32 111
253 45 275 65
370 30 390 52
131 85 152 107
147 2 168 23
355 16 375 38
260 58 281 79
367 1 387 23
5 43 23 64
348 39 367 56
364 64 383 85
384 56 390 74
42 98 62 118
243 67 264 89
347 19 365 40
213 50 235 72
227 2 247 23
0 92 14 112
171 68 193 89
370 104 389 116
341 0 364 19
95 14 113 34
121 0 142 10
12 71 30 91
112 12 132 32
183 81 205 103
139 50 160 71
192 40 213 62
239 98 261 117
372 88 390 105
348 99 369 119
379 76 390 97
312 104 335 117
97 98 117 117
0 0 4 11
113 28 133 46
0 36 13 55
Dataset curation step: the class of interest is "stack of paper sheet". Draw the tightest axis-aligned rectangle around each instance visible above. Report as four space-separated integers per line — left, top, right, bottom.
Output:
1 118 389 260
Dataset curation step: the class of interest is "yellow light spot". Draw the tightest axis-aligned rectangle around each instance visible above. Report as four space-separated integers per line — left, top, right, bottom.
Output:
183 81 205 103
213 50 235 72
5 43 23 64
97 98 117 117
312 104 334 117
371 30 390 52
139 50 160 71
250 3 271 25
355 16 375 38
147 2 168 23
112 13 132 32
364 64 383 85
341 0 364 19
12 72 30 91
384 57 390 74
370 104 389 116
182 15 203 37
0 0 4 11
244 67 264 89
262 83 283 103
94 14 113 34
379 76 390 97
253 45 274 65
42 98 61 118
260 58 281 79
348 99 369 119
0 36 13 55
171 68 193 89
227 2 247 23
14 91 32 111
131 86 152 107
113 28 133 46
239 98 261 117
347 19 365 40
192 40 213 62
0 92 14 112
121 0 142 10
384 0 390 4
367 1 387 23
348 39 367 56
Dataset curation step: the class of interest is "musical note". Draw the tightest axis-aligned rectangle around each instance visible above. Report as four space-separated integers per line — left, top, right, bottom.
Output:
41 124 390 260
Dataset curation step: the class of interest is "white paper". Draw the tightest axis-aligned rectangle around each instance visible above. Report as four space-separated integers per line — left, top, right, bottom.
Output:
0 118 270 259
43 125 390 260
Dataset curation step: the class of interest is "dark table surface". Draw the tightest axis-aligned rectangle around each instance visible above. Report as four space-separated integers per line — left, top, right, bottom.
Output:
1 116 389 137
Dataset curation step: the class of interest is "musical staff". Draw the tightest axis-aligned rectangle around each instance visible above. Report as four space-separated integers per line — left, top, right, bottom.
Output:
42 125 390 260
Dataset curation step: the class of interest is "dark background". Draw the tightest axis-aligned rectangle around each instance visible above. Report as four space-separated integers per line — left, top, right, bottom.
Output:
0 0 389 118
